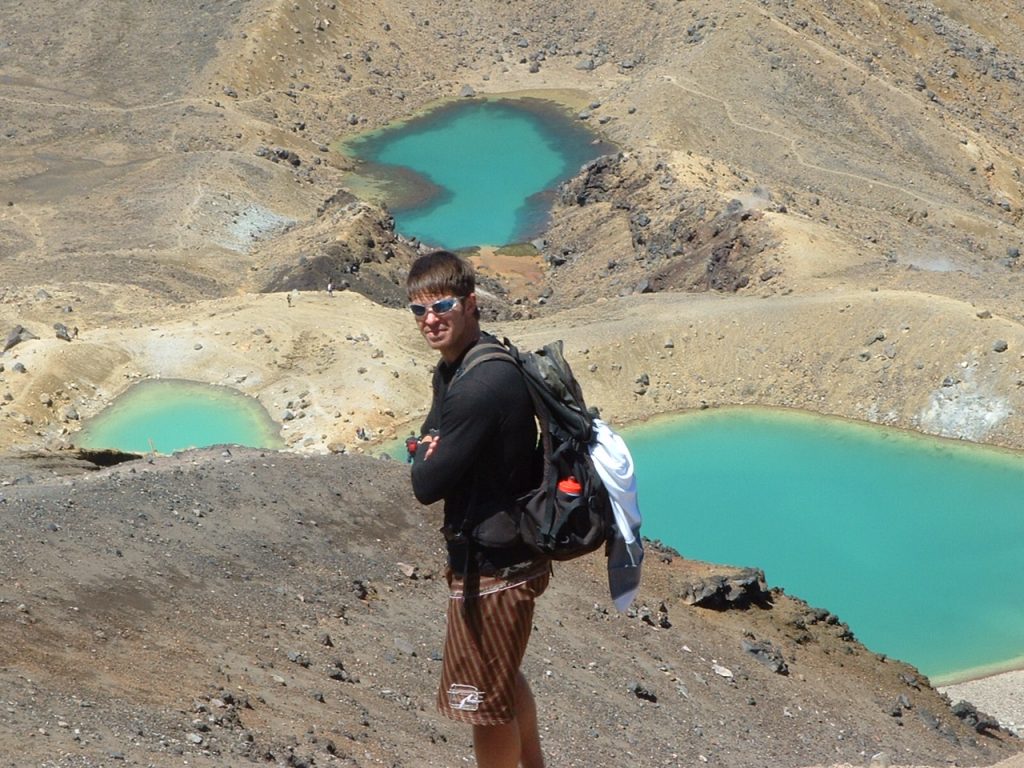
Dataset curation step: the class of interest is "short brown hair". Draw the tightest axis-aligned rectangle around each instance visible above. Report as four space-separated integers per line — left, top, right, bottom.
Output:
406 250 475 300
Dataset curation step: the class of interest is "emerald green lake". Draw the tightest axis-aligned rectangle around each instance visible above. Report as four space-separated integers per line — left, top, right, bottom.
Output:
624 407 1024 683
77 380 284 454
344 98 615 249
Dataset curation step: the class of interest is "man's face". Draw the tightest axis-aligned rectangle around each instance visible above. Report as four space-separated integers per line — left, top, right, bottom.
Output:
411 291 478 361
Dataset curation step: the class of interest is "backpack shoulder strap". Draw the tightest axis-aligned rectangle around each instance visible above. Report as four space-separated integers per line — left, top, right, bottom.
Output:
454 340 550 429
454 336 554 471
453 339 518 384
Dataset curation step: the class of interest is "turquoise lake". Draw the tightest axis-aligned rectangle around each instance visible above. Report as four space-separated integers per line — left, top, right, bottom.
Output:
344 97 616 249
77 380 284 454
624 407 1024 684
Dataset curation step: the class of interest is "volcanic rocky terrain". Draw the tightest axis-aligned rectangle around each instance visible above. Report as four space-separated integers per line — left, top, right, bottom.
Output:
2 0 1024 766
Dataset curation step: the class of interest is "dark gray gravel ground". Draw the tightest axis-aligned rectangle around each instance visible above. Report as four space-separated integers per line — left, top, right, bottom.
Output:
1 448 1020 767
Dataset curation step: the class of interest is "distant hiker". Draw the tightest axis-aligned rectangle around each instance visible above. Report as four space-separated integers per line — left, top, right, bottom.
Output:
286 292 293 307
327 280 334 296
404 434 419 464
408 250 548 768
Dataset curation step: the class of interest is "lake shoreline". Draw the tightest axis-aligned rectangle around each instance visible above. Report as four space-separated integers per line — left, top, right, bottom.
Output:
941 669 1024 736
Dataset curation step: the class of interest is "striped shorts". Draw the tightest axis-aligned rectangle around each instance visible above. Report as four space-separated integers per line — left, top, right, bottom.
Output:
437 562 550 725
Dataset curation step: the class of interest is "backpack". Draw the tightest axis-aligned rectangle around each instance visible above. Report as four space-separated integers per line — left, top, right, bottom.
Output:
456 337 614 561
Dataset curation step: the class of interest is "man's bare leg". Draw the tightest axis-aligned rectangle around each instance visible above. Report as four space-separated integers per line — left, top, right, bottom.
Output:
472 673 544 768
515 672 545 768
473 720 520 768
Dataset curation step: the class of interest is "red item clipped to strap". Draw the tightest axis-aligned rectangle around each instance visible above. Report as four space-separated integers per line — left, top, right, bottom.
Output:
557 476 582 496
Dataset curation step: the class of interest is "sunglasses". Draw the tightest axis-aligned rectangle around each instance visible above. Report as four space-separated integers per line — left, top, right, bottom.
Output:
409 296 461 317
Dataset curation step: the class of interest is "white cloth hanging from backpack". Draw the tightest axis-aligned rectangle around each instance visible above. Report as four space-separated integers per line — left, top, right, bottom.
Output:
589 419 643 612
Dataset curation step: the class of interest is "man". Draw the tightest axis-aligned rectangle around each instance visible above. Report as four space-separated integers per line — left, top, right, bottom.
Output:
407 250 548 768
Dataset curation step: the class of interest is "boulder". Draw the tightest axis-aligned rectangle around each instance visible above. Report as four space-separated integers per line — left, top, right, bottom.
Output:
679 568 771 609
741 637 789 675
3 325 38 354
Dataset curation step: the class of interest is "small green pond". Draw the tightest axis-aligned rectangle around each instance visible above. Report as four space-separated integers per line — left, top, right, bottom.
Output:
77 379 283 454
344 97 616 249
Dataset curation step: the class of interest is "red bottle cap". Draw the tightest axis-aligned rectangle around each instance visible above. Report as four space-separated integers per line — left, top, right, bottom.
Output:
557 476 582 495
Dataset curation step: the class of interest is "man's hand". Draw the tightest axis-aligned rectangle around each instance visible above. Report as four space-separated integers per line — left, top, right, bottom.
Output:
421 432 440 460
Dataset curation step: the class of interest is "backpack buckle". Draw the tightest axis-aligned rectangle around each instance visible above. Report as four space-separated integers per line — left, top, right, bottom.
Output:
441 524 467 544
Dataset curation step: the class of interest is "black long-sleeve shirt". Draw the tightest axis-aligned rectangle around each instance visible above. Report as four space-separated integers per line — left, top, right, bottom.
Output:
411 333 541 574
